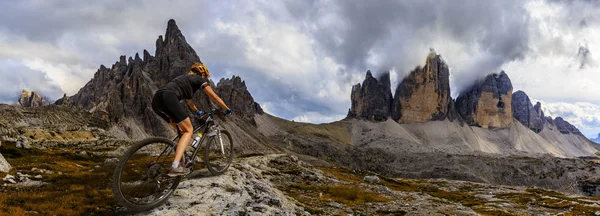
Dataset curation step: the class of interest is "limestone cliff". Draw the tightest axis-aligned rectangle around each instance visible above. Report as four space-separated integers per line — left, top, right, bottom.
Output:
18 90 47 108
512 91 544 132
456 71 513 128
348 71 393 121
392 51 451 123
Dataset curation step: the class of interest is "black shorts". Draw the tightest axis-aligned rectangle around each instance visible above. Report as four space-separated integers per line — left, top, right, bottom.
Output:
151 90 188 124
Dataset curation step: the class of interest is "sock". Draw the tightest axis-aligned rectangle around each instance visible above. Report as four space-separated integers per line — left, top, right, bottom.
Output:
172 161 180 168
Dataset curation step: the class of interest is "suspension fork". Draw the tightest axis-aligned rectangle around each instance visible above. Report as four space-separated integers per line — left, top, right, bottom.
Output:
217 129 225 155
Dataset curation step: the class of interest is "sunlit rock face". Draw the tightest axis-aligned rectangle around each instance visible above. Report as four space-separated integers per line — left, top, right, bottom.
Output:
456 71 513 129
18 90 47 108
392 52 451 123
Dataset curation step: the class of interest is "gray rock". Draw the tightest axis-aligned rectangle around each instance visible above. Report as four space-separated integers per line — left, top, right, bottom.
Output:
16 135 31 149
33 175 42 179
512 91 544 133
0 153 10 173
363 175 380 184
17 172 31 182
3 174 16 184
348 71 393 121
216 76 265 120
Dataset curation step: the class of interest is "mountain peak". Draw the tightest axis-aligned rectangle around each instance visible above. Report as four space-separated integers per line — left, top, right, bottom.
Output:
165 19 182 40
348 70 393 121
18 90 47 108
392 52 451 123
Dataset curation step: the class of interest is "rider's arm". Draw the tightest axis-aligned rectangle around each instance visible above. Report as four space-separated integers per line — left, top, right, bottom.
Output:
203 86 229 111
185 99 199 113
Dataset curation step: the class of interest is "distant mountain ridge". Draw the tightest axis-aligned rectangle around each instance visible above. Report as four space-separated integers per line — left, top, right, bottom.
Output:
592 133 600 143
18 90 47 108
346 52 597 158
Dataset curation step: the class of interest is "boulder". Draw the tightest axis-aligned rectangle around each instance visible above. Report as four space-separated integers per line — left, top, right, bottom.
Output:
348 71 393 121
363 175 381 184
0 154 11 173
456 71 513 128
392 51 451 123
3 174 16 184
16 135 31 149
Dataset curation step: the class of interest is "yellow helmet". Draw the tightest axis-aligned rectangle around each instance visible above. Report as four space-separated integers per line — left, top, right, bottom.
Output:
190 62 210 78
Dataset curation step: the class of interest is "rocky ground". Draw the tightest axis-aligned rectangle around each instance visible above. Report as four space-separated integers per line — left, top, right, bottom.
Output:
3 137 600 215
129 154 600 215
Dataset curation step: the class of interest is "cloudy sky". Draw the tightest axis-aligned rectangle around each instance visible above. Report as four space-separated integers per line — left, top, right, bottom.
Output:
0 0 599 138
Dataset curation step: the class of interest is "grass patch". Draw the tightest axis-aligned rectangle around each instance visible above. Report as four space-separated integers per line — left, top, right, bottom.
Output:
0 143 117 215
288 183 390 206
317 167 365 184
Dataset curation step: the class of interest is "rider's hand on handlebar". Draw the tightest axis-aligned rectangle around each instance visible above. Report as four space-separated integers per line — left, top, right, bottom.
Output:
223 108 232 116
196 110 203 116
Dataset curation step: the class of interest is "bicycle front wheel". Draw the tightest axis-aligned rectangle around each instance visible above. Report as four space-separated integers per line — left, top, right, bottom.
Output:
205 130 233 175
112 137 185 211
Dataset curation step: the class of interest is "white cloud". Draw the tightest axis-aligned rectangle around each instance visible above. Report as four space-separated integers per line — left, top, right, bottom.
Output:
292 112 346 124
0 0 598 128
536 101 600 138
506 0 600 104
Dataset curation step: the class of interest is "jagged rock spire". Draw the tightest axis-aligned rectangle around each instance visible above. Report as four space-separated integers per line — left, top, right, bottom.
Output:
348 70 393 121
392 52 451 123
66 19 262 138
512 90 544 133
456 71 513 128
18 90 47 108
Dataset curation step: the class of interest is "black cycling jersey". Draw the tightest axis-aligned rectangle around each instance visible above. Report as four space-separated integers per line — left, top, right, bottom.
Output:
159 74 208 100
152 74 209 123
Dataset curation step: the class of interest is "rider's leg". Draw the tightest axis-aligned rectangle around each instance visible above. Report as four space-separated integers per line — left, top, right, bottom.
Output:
173 117 193 166
169 119 177 129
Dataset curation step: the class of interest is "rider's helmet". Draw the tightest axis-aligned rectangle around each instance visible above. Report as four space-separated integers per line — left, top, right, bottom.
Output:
190 62 210 78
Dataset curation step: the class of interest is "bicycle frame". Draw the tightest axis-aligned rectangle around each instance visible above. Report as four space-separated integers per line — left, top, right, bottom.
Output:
169 112 221 168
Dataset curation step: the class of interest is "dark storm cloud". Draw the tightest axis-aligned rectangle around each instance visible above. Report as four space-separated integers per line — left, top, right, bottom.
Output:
283 0 530 93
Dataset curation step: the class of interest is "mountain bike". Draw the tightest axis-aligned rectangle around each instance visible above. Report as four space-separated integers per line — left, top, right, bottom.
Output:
112 109 234 211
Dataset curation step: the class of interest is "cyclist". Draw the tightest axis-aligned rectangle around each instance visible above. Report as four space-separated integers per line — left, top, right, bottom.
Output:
151 62 231 177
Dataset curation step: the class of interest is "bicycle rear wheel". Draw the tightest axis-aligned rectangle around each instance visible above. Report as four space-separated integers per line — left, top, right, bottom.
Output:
112 137 185 211
205 130 233 175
